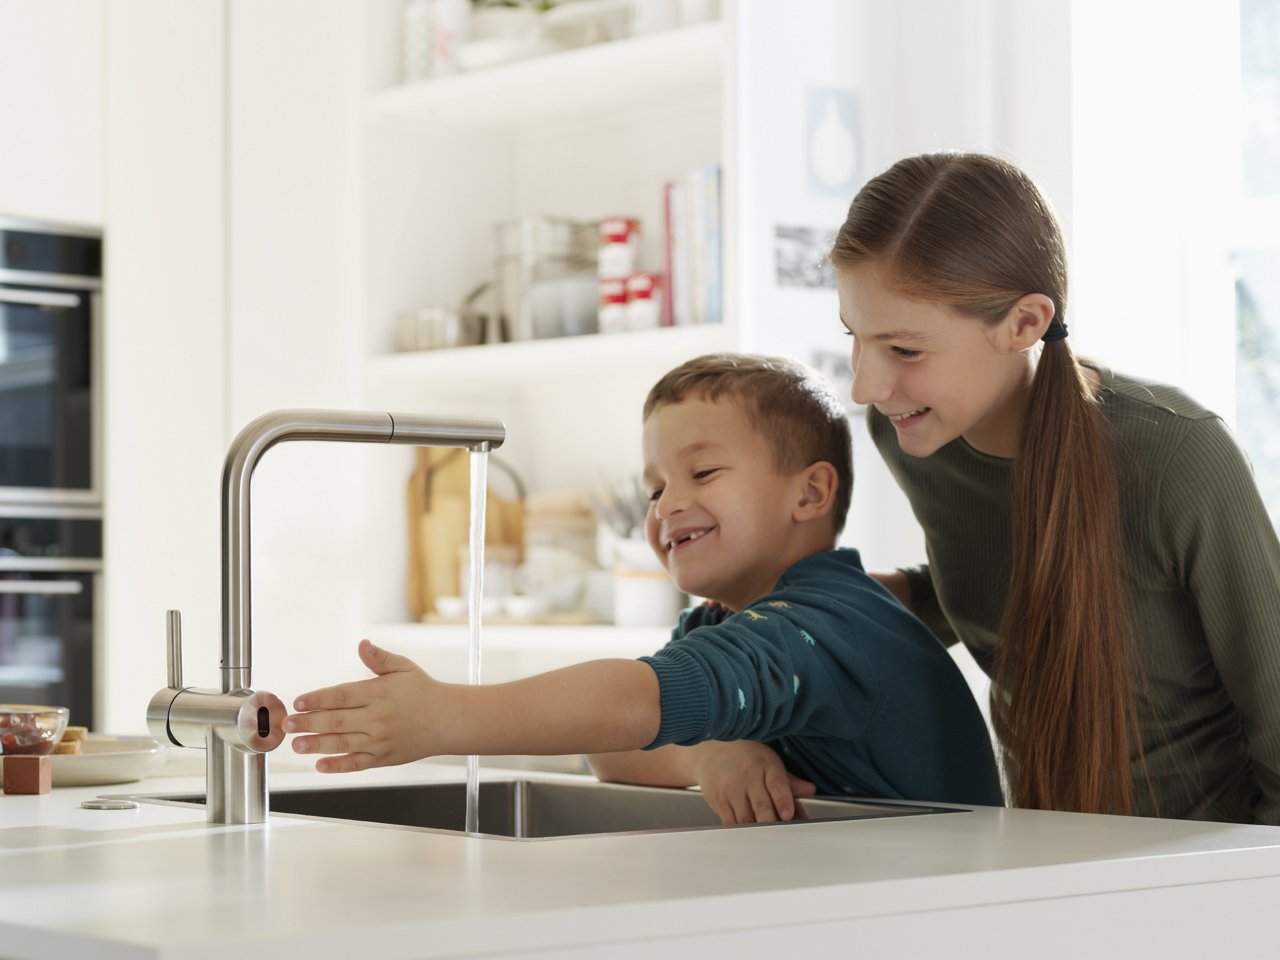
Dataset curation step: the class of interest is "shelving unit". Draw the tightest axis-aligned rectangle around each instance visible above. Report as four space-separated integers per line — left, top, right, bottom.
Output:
360 15 738 638
362 19 732 390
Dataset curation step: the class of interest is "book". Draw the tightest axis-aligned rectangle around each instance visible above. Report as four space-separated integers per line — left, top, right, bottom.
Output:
665 178 692 326
702 164 722 326
660 181 676 327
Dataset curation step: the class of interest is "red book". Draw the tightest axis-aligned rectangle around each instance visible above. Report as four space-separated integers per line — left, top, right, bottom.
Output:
661 180 676 326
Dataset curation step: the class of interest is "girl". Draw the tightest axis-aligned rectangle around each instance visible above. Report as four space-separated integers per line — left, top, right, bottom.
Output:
829 152 1280 822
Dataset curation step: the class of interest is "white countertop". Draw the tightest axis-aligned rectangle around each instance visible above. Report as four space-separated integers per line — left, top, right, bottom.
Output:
4 749 1280 959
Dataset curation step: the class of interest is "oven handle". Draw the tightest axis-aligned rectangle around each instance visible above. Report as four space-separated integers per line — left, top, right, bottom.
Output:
0 558 100 573
0 580 83 595
0 289 81 308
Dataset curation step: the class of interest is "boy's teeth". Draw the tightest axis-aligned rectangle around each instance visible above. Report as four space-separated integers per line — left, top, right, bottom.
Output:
671 529 708 549
890 408 927 422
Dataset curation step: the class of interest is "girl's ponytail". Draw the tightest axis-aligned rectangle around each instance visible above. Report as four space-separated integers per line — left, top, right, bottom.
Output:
997 338 1134 814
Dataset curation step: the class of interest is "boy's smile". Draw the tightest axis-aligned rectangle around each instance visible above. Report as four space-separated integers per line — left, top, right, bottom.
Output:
665 524 713 553
641 396 813 612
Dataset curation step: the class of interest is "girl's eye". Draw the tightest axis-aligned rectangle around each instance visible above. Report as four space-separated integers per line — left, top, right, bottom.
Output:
693 468 720 481
647 487 663 503
891 346 921 359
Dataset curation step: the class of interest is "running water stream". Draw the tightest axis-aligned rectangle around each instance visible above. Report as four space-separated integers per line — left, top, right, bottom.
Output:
465 447 489 834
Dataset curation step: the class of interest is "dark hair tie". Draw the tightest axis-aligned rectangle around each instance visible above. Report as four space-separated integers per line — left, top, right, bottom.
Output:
1042 320 1069 343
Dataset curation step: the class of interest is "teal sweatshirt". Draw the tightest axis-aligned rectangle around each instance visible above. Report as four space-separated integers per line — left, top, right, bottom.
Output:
639 548 1004 807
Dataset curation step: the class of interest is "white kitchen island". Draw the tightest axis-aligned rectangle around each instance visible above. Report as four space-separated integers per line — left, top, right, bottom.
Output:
2 751 1279 960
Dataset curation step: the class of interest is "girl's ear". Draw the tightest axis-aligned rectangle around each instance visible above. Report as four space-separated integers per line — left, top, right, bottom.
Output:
1001 293 1056 351
793 461 838 523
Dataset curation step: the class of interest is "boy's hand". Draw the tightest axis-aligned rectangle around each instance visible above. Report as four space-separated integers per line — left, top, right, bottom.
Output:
284 639 443 773
687 740 817 824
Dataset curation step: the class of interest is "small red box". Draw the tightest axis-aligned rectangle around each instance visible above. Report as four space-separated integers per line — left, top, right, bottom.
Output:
3 755 53 794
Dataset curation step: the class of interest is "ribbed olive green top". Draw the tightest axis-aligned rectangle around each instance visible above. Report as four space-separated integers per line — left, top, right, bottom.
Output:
869 363 1280 824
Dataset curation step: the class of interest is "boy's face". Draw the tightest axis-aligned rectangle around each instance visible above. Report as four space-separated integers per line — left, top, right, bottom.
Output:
641 395 808 611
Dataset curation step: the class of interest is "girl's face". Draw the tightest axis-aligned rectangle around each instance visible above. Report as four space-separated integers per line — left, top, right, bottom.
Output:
836 261 1039 458
642 396 808 611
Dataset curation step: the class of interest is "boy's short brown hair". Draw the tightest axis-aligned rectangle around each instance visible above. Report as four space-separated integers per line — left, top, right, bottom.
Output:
644 353 854 534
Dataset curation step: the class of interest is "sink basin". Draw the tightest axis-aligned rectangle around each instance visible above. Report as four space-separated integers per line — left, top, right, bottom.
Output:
132 777 964 841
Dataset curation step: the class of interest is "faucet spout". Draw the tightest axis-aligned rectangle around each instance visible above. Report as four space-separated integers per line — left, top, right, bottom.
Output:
221 409 505 692
148 408 506 825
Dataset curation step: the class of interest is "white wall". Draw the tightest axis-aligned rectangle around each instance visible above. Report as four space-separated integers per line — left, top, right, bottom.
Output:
100 0 379 731
1070 0 1239 418
729 0 1073 574
0 0 104 225
224 0 382 701
101 0 228 731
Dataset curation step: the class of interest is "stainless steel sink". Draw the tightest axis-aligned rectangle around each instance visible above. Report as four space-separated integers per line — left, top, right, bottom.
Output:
131 777 964 841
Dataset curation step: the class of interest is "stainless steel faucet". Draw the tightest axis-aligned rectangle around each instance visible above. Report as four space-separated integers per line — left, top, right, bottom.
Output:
147 409 506 824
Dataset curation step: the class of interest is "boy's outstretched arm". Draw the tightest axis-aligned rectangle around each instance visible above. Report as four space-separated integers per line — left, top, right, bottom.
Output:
284 639 660 773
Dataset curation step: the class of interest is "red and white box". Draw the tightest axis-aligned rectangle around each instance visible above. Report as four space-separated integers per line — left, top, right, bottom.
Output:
598 276 629 334
625 272 663 331
598 217 641 280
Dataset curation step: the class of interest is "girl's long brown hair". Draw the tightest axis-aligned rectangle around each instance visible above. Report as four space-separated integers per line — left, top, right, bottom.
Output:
830 153 1136 815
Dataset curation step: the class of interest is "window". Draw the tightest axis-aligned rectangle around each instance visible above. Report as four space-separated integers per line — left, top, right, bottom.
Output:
1234 0 1280 526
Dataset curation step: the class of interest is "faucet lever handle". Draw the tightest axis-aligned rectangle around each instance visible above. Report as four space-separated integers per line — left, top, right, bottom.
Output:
165 609 183 689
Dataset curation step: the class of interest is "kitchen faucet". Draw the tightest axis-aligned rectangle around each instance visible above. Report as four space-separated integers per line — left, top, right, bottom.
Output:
147 409 506 824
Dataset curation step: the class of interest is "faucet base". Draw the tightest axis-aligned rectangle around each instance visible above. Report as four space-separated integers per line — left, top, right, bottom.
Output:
208 734 269 824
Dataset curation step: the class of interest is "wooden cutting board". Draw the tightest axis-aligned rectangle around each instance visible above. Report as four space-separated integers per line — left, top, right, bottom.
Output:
407 447 524 619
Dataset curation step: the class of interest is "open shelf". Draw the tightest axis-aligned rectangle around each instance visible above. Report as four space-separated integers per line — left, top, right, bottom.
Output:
366 323 732 392
367 21 724 129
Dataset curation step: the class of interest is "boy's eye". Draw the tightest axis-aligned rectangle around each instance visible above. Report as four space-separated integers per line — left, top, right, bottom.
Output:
647 487 663 503
693 468 720 481
891 346 921 359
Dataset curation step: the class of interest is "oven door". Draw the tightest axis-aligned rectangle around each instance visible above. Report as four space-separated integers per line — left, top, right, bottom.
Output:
0 285 100 505
0 565 96 727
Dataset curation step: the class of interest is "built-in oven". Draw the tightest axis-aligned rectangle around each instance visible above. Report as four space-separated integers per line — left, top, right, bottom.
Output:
0 217 102 727
0 217 102 507
0 507 100 726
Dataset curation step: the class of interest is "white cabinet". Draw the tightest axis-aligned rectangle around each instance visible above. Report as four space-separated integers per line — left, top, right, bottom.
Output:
0 0 104 225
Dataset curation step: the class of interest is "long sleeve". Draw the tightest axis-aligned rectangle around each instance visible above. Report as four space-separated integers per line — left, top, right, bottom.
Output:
1157 417 1280 824
640 600 863 748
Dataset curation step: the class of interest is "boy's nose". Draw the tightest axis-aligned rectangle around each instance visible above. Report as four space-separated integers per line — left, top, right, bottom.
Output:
653 488 687 521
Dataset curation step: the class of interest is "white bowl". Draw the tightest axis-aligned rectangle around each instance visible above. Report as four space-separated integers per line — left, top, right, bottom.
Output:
502 595 552 620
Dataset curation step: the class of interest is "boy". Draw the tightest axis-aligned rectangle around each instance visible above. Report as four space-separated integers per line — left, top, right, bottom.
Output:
284 354 1003 816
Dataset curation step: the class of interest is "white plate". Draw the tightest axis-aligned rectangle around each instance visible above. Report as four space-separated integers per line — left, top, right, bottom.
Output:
456 36 560 71
0 734 167 787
